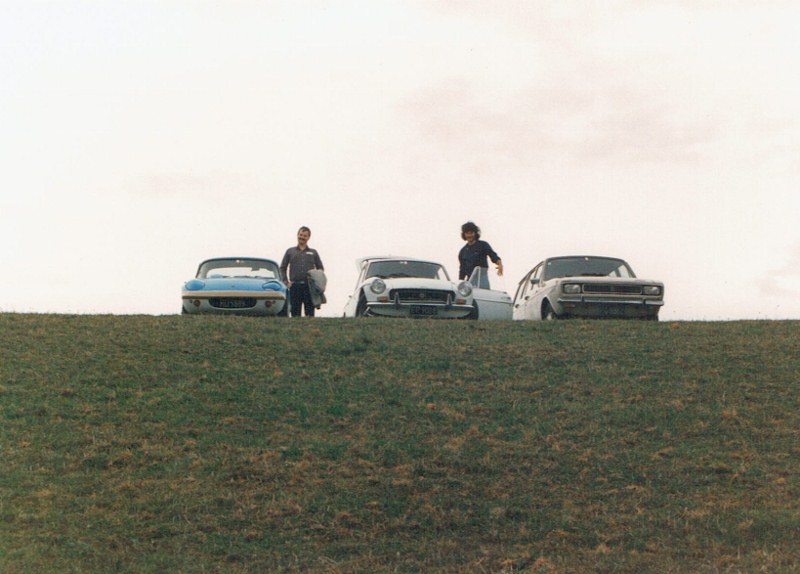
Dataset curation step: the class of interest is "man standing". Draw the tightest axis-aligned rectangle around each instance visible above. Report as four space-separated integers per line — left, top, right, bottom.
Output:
280 226 324 317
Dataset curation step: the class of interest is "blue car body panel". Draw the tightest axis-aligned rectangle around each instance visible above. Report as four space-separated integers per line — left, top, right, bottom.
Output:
182 257 288 316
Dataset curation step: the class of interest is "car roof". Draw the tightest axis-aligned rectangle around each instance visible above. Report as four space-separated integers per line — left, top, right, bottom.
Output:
542 255 629 266
545 255 626 261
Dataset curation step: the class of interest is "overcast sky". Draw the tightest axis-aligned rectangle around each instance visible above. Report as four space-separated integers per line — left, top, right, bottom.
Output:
2 1 799 320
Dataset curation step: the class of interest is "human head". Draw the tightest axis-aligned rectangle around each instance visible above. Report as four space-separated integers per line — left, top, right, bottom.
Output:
461 221 481 241
297 226 311 245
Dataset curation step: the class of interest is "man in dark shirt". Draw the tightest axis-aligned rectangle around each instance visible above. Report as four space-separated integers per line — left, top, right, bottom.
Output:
458 221 503 288
280 226 324 317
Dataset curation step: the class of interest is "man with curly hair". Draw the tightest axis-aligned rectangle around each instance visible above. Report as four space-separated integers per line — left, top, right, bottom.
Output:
458 221 503 289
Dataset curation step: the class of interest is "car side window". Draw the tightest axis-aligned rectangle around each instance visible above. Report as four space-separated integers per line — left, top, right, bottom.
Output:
531 264 543 285
514 271 531 303
515 265 540 302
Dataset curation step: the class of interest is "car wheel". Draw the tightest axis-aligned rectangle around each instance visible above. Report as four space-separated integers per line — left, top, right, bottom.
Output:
542 301 559 321
466 302 479 320
356 294 370 317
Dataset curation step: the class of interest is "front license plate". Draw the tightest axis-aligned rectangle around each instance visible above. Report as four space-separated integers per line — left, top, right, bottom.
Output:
410 305 438 317
601 306 625 317
211 298 255 309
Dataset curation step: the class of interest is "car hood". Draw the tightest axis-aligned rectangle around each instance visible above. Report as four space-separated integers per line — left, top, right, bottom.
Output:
551 276 662 285
185 276 286 292
368 277 461 291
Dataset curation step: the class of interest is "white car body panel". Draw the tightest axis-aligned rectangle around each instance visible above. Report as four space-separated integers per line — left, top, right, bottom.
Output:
343 257 475 319
467 267 513 320
513 255 664 321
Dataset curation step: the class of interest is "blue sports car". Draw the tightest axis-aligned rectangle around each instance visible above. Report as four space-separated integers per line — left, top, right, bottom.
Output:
182 257 288 316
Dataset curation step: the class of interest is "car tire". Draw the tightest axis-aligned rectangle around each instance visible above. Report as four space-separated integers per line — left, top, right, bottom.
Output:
356 294 370 317
277 303 288 317
542 301 559 321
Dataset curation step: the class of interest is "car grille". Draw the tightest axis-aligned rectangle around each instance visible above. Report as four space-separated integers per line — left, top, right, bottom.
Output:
210 297 257 309
582 284 642 295
389 289 452 303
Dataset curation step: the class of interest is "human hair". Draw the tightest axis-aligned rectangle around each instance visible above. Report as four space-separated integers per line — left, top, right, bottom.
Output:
461 221 481 241
298 226 311 235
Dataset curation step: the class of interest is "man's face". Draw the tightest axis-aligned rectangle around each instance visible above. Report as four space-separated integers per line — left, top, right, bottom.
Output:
297 229 310 246
464 230 476 243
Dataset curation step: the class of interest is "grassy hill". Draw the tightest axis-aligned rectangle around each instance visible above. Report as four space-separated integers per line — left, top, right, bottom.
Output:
1 314 799 573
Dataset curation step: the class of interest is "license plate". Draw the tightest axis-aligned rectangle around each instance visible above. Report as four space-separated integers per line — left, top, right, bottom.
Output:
212 298 254 309
601 306 625 317
410 305 438 317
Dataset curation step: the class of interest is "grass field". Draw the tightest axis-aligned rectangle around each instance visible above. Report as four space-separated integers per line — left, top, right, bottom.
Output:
1 314 799 573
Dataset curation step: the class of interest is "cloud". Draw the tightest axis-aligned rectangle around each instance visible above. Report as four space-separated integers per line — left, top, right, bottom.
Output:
131 171 261 200
405 0 800 175
758 243 800 298
399 72 719 174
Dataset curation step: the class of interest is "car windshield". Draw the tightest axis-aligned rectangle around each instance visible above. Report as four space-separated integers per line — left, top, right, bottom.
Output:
366 260 449 280
543 257 635 280
197 259 280 280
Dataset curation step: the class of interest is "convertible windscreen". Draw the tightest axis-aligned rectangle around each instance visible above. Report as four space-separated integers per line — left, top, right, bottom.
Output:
543 257 634 280
366 261 447 280
198 259 280 280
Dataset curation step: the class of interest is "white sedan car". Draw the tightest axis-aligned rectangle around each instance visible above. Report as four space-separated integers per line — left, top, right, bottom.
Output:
513 255 664 321
343 257 475 319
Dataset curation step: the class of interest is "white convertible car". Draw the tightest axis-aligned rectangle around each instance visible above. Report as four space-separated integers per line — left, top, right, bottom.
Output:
343 256 512 320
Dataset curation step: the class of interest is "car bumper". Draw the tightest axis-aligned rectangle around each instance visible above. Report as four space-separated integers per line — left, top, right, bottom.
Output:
366 302 473 319
182 290 287 316
556 297 663 319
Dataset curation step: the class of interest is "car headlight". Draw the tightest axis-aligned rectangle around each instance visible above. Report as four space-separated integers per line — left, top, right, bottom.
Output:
184 279 205 291
457 281 473 297
369 278 387 294
262 280 283 291
643 285 662 296
562 283 581 294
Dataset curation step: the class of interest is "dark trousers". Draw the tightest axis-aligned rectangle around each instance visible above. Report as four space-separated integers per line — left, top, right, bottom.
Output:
289 282 315 317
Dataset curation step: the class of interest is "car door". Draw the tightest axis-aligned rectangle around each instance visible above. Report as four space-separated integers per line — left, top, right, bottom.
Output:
526 263 547 319
470 267 512 320
513 263 543 320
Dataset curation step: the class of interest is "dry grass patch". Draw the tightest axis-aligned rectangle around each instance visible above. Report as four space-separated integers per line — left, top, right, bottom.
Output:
1 315 799 572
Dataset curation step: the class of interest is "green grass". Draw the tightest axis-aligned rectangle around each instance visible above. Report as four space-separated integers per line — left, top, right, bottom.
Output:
1 314 799 573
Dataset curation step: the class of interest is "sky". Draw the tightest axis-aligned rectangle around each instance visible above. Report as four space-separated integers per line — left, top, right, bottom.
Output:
2 0 799 320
